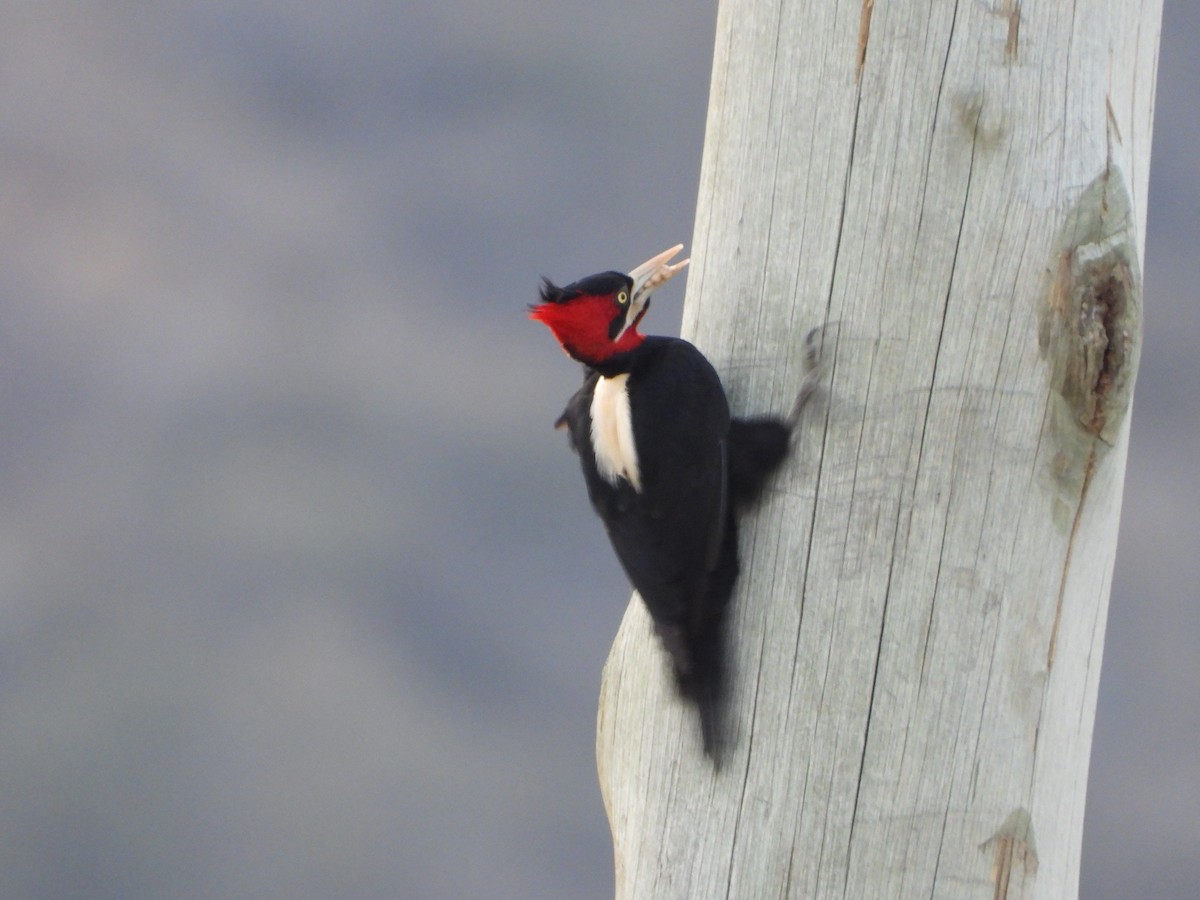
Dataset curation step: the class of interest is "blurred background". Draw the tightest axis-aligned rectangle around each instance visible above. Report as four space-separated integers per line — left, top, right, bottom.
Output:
0 3 1194 898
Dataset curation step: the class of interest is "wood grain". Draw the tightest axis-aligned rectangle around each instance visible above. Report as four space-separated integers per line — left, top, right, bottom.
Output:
598 0 1161 897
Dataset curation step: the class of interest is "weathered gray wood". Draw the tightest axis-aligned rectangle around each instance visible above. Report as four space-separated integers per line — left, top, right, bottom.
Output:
597 1 1161 897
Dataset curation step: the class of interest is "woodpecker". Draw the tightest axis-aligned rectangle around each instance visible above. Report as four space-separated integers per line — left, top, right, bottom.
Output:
531 245 819 761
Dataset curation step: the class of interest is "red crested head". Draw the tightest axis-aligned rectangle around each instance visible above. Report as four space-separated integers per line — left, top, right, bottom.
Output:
530 245 689 369
530 271 642 365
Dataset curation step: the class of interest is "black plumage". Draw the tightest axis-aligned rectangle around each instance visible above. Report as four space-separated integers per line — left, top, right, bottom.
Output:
556 337 797 760
532 247 819 762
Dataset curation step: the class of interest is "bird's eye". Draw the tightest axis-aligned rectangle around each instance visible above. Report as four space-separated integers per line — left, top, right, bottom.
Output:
617 291 629 305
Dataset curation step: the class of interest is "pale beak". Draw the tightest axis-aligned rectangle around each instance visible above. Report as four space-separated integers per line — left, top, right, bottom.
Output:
610 244 690 343
628 244 690 305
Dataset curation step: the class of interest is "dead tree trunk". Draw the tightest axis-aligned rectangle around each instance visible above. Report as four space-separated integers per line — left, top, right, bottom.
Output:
597 1 1160 897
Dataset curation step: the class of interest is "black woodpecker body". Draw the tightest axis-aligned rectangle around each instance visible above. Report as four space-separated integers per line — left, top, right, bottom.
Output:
532 245 814 761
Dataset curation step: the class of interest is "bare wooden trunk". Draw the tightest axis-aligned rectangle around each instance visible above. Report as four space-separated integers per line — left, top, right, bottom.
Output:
597 1 1161 897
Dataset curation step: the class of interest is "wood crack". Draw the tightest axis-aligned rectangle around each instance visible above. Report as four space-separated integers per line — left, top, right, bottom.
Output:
856 0 875 80
1047 443 1096 670
981 809 1039 898
1004 0 1021 63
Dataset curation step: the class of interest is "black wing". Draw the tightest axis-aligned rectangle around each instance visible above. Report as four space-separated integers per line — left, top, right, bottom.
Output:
614 338 730 624
557 339 733 757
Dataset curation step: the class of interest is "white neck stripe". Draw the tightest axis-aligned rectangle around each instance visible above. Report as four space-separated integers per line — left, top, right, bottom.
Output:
589 374 641 492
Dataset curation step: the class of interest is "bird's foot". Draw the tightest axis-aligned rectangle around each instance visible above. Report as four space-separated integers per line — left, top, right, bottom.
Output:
786 324 833 429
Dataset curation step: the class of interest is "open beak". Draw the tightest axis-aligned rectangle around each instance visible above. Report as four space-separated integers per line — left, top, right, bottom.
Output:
608 244 689 343
628 244 690 306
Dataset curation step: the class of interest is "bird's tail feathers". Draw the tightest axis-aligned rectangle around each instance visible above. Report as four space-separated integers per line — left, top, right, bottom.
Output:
657 513 740 765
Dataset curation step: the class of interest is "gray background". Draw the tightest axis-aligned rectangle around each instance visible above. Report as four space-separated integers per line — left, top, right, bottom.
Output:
0 3 1195 898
